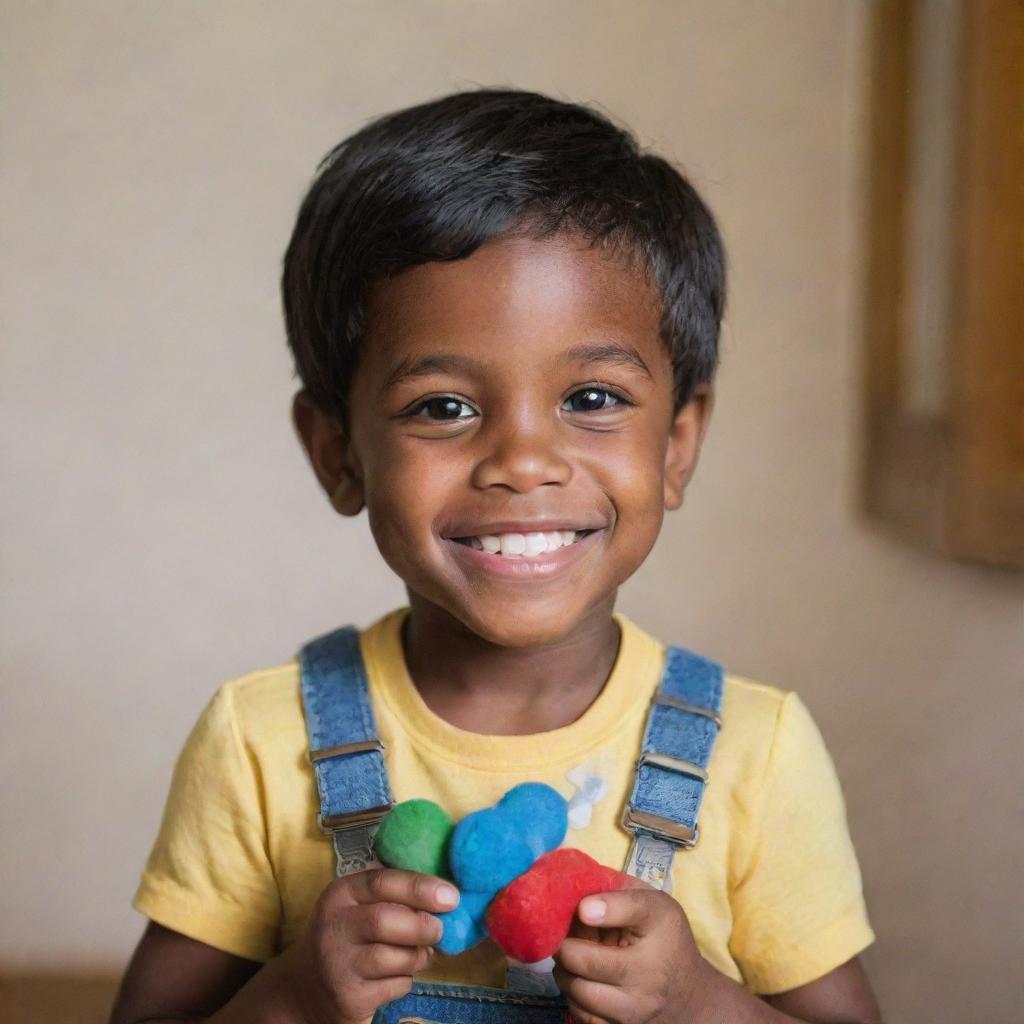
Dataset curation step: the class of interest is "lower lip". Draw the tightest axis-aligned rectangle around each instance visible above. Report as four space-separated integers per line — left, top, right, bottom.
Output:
444 530 604 580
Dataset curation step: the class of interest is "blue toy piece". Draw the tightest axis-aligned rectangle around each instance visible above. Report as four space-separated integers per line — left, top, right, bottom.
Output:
449 782 567 893
441 781 568 951
435 889 492 955
498 782 569 857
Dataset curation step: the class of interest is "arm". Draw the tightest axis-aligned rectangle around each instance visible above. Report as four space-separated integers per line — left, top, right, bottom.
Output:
110 868 456 1024
109 922 284 1024
553 888 882 1024
694 955 881 1024
763 957 881 1023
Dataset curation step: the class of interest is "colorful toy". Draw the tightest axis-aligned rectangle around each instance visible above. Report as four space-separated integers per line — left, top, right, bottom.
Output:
373 799 454 878
486 848 629 962
449 782 568 892
432 889 492 954
373 783 623 960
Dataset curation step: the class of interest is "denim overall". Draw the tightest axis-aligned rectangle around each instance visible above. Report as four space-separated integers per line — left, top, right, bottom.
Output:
299 626 723 1024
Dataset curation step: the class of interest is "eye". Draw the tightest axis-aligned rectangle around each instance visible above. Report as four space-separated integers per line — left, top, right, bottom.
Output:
408 396 478 422
562 387 627 414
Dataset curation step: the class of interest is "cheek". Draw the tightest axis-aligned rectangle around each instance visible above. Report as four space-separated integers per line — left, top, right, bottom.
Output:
362 442 460 554
594 435 669 566
595 431 667 515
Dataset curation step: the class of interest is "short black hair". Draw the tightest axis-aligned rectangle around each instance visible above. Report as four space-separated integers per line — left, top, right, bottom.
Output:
282 88 726 420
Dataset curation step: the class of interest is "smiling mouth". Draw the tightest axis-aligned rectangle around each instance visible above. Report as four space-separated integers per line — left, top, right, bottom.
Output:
450 529 598 559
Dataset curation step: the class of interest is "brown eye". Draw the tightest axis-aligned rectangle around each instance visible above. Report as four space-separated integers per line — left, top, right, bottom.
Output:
562 387 624 413
410 396 477 421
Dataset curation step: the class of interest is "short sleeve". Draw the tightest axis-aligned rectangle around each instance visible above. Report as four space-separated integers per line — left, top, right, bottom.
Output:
132 682 281 961
728 692 874 994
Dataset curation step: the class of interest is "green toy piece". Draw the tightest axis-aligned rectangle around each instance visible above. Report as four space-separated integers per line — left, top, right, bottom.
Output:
374 799 455 878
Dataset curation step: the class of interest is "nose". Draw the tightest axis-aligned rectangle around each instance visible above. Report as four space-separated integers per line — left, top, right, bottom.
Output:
470 410 572 493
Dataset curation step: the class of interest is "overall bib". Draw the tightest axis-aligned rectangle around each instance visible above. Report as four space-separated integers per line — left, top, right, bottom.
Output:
299 626 723 1024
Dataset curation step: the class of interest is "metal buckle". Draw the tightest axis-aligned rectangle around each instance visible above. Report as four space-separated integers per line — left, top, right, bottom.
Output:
309 738 385 763
636 750 708 782
317 803 392 835
623 830 678 890
621 750 709 847
654 694 723 729
309 739 391 835
621 806 699 847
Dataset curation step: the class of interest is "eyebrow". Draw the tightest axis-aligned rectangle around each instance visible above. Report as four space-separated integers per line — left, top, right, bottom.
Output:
381 353 482 393
380 340 654 394
562 341 654 381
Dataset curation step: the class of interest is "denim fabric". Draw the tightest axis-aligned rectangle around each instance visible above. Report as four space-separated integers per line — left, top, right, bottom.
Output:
371 982 569 1024
299 627 722 1018
299 626 393 819
627 645 723 832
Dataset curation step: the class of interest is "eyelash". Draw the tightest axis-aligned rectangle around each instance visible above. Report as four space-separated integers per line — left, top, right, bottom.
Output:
404 385 634 423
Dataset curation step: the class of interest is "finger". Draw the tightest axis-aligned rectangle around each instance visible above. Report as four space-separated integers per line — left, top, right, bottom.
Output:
554 937 631 986
340 867 460 913
356 901 444 947
553 966 632 1024
565 1006 609 1024
577 888 663 934
357 942 434 980
366 975 415 1007
566 913 625 947
565 917 603 943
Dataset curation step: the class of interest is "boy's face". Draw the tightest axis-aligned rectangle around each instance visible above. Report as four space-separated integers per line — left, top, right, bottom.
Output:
296 233 712 648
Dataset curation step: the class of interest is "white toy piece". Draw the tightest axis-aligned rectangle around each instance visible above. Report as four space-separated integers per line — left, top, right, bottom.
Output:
566 760 609 829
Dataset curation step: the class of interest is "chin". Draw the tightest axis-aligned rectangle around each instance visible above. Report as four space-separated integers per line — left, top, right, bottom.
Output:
453 598 591 649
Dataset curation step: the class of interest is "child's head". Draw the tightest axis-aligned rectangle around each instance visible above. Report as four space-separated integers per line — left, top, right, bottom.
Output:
284 88 726 646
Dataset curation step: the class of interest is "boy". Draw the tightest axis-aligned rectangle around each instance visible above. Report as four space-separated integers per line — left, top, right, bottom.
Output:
112 89 880 1024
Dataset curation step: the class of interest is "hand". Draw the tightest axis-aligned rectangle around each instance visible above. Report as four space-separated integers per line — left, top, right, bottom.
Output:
273 867 459 1024
552 878 710 1024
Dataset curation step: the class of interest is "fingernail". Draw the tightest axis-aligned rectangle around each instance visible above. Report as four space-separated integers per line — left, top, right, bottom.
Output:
436 885 459 908
580 897 606 923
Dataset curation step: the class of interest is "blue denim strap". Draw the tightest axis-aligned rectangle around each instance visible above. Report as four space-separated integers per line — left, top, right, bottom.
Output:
623 645 724 889
372 981 568 1024
299 625 394 874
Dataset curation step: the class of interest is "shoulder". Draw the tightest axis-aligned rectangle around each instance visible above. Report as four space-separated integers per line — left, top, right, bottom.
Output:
721 673 794 741
709 673 847 844
706 673 838 816
639 623 823 787
710 673 794 784
200 661 305 754
721 675 833 765
219 660 301 708
721 672 792 718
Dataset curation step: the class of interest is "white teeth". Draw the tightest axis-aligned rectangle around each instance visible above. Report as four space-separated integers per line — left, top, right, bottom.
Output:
524 532 547 556
465 530 587 558
500 533 526 556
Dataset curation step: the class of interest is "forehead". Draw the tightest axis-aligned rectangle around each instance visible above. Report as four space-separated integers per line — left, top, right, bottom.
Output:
361 234 664 372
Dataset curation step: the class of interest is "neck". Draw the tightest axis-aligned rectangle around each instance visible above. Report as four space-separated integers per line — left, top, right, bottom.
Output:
402 595 622 735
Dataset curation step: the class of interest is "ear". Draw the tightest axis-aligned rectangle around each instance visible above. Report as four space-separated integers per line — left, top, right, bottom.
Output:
292 391 365 516
664 385 714 511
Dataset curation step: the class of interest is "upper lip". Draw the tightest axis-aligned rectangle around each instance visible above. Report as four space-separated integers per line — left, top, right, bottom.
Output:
442 520 605 538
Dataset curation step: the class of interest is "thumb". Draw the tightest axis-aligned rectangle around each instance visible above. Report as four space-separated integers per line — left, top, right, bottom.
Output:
577 885 661 935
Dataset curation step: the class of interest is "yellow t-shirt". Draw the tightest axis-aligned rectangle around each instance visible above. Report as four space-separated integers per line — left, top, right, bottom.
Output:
133 608 873 995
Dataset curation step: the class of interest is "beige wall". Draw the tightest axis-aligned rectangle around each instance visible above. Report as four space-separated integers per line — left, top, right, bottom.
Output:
3 3 1021 1022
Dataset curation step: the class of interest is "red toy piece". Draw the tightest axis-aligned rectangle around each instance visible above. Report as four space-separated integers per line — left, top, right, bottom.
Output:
486 848 629 962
